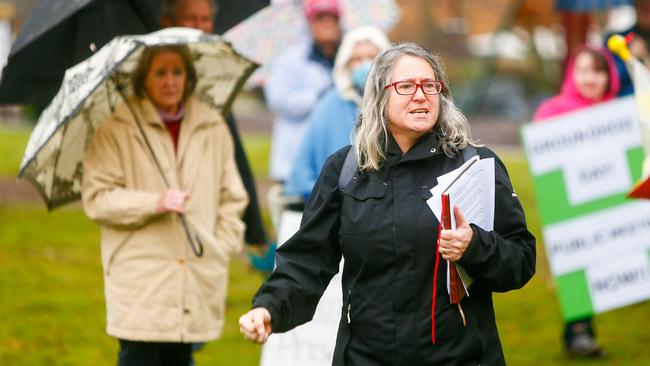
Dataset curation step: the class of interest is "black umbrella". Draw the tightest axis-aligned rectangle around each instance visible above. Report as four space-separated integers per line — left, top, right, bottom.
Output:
0 0 159 110
0 0 270 110
213 0 270 34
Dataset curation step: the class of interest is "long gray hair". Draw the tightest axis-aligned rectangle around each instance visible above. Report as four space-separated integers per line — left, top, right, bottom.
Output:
353 42 477 171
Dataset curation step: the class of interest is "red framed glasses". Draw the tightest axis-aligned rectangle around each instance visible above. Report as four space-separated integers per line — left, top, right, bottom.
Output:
384 80 444 95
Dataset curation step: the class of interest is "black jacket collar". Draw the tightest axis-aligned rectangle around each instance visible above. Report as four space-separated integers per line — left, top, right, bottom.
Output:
386 131 442 165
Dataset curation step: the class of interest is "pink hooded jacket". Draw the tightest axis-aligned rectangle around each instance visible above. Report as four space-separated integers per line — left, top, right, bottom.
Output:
533 45 621 121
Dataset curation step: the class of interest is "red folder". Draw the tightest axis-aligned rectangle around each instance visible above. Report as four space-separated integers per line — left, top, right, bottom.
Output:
441 193 466 305
432 193 467 343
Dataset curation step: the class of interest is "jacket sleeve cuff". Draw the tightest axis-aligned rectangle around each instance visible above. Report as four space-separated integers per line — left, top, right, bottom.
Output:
252 294 283 333
458 223 483 268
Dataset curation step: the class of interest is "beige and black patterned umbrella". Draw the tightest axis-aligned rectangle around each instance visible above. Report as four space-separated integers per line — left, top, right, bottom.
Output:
19 27 257 210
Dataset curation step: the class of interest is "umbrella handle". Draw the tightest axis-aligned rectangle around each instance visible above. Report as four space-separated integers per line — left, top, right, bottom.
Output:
178 212 204 257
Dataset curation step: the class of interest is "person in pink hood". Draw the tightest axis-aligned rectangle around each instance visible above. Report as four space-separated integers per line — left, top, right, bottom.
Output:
534 45 620 121
533 45 620 358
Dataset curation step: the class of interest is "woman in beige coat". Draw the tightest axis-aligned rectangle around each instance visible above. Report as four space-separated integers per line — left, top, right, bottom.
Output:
82 45 248 365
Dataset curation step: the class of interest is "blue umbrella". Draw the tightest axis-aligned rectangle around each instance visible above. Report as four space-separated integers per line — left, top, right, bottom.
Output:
555 0 633 12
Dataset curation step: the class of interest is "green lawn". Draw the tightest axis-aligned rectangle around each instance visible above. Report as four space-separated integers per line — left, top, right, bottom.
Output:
1 128 649 365
0 124 31 175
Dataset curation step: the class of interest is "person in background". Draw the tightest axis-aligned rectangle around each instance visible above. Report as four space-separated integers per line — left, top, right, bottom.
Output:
264 0 343 227
240 42 536 365
161 0 269 247
284 26 390 200
161 1 268 363
534 45 620 357
82 45 248 366
160 0 214 33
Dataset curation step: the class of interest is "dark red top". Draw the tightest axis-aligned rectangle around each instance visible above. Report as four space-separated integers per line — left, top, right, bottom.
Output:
157 104 184 152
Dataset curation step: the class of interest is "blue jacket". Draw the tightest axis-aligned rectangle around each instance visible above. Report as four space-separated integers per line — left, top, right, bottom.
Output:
264 41 334 181
284 87 357 198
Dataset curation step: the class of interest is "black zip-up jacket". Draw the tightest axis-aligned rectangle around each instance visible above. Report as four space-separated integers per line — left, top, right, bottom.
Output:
253 132 536 365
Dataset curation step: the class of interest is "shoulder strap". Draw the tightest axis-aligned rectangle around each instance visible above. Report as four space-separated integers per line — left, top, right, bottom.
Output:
461 145 478 162
338 146 357 190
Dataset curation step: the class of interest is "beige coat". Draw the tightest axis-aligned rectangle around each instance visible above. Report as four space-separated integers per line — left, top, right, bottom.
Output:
82 95 248 342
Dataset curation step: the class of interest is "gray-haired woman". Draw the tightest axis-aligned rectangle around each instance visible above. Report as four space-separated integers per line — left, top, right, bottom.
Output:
239 42 535 365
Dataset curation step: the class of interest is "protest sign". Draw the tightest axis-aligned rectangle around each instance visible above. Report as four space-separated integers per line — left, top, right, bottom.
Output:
522 96 650 321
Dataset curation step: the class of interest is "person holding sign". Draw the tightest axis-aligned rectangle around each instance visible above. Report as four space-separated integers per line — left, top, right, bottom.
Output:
534 45 620 121
239 42 536 365
534 45 620 358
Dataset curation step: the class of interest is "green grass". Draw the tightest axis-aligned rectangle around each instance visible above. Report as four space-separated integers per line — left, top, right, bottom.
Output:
0 125 30 176
241 133 271 180
0 205 265 365
1 130 650 364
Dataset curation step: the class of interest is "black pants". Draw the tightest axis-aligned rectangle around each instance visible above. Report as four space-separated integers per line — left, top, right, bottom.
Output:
117 339 192 366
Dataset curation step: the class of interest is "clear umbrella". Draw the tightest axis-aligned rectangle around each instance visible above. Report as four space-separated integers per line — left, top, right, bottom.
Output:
224 0 401 86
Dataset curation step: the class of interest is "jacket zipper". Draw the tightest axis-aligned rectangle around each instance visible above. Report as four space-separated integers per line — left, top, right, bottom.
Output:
347 290 351 324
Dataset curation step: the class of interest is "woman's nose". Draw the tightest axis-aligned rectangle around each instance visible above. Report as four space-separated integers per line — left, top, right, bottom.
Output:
162 74 174 85
412 85 426 99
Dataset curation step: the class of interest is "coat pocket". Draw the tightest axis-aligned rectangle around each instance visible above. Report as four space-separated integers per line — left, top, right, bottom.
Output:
340 181 388 234
104 229 135 276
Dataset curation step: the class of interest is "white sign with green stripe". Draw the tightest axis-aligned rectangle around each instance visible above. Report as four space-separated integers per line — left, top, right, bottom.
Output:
521 96 650 321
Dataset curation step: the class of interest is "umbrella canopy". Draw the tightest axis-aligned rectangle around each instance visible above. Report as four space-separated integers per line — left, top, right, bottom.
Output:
0 0 269 110
224 0 401 86
19 27 258 210
213 0 271 34
0 0 159 110
555 0 633 11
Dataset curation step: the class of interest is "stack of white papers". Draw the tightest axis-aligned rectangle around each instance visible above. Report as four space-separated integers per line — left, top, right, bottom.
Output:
426 156 496 295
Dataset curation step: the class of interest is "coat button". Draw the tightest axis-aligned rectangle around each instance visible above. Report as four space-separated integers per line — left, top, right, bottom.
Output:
177 258 185 265
183 308 190 314
430 148 437 153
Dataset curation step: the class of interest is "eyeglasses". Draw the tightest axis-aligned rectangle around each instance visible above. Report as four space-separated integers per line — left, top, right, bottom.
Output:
384 80 444 95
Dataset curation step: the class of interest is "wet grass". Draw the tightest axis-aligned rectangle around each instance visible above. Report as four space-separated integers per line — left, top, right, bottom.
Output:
0 124 30 176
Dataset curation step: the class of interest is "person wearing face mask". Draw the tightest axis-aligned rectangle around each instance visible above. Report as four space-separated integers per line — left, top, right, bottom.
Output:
534 45 620 358
284 26 390 200
263 0 343 245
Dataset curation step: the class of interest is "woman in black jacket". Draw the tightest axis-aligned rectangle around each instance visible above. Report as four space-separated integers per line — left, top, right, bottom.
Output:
239 42 536 366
